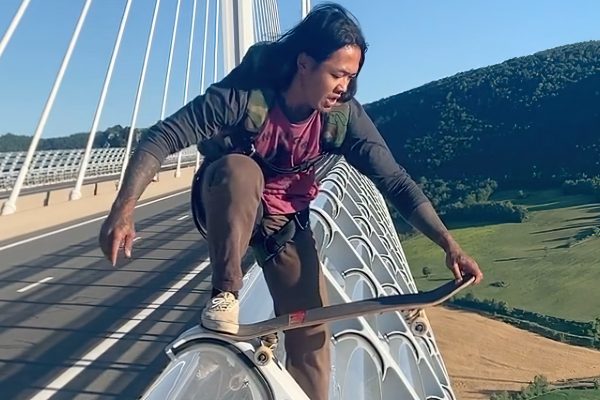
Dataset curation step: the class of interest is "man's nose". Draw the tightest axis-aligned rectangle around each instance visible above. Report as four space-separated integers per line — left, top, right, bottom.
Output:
336 79 349 94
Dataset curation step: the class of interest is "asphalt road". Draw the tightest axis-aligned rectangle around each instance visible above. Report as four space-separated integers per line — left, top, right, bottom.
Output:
0 155 339 400
0 191 219 400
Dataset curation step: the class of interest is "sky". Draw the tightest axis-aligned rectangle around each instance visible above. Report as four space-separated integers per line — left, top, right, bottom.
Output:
0 0 599 139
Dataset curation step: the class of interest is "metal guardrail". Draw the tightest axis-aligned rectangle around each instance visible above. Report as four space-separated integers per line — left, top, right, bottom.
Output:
0 146 199 193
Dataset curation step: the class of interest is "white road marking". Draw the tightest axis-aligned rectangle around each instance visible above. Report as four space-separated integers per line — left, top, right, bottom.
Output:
28 259 211 400
0 190 190 252
177 214 189 221
17 276 53 293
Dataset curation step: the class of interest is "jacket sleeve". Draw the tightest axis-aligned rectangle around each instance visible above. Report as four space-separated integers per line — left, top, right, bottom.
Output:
340 98 431 220
136 83 249 163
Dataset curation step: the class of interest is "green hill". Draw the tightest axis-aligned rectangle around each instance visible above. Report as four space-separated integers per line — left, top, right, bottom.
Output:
0 125 146 152
364 40 600 188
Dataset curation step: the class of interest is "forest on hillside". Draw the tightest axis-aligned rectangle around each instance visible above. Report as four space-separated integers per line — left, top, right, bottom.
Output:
364 40 600 189
0 125 147 152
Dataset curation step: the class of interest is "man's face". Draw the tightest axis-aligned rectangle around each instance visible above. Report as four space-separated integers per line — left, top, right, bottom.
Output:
298 45 361 112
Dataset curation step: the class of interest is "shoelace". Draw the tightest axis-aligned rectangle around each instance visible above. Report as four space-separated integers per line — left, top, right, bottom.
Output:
210 296 234 311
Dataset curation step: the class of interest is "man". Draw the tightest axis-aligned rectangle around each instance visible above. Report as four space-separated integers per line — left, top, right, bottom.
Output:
99 3 483 399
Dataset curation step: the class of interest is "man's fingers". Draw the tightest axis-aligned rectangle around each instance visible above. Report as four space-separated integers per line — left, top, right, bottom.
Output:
123 233 135 258
475 269 484 284
451 262 462 282
110 232 123 266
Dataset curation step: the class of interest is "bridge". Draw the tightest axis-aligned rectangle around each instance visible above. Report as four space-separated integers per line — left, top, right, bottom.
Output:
0 1 459 399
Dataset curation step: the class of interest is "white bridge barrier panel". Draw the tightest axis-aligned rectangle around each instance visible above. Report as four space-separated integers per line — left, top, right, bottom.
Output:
0 147 199 193
141 158 458 400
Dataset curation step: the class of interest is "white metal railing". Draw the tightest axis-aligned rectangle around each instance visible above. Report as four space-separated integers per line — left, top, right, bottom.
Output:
0 146 199 193
141 158 457 400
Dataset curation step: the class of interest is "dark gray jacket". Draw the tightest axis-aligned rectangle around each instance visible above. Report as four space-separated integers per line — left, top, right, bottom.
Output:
136 83 429 219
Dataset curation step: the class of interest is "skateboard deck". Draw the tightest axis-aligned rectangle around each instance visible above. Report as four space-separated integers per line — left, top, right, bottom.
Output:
203 274 475 342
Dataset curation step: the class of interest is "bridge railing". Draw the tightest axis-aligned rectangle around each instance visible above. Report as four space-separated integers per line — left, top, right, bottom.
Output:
0 146 199 194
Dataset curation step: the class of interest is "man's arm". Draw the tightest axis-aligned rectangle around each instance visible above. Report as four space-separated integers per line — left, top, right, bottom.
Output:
100 83 248 265
110 151 161 214
340 99 483 282
111 83 249 214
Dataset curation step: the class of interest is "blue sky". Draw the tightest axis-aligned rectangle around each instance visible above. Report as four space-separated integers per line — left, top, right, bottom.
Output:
0 0 599 138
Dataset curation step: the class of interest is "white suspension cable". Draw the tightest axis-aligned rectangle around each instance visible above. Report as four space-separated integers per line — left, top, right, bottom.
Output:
272 0 281 34
151 0 182 182
213 0 220 83
71 0 134 201
160 0 182 120
118 0 162 189
0 0 31 60
2 0 93 215
255 0 266 42
175 0 199 178
266 0 277 40
195 0 211 172
262 0 270 40
301 0 310 19
200 0 210 94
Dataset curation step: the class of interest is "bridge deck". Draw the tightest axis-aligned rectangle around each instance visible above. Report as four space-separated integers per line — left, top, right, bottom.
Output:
0 166 196 243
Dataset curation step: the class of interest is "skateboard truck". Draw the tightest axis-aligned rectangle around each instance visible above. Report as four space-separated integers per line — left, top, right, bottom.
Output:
254 332 278 366
402 309 430 337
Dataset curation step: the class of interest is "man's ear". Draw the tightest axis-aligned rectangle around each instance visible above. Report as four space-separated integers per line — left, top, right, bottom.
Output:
297 52 315 74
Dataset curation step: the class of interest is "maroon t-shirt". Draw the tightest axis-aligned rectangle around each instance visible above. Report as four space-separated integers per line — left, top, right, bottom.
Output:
254 104 321 214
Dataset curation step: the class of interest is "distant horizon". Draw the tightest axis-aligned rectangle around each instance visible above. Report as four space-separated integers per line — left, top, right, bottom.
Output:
1 37 594 139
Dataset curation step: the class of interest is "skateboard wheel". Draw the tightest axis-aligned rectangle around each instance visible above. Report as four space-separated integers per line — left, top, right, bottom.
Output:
253 345 273 366
411 316 429 337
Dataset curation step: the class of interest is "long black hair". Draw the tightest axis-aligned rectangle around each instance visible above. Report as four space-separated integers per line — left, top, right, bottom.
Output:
223 3 368 103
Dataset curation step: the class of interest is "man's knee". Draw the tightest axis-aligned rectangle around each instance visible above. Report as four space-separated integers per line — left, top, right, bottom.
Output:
204 154 264 189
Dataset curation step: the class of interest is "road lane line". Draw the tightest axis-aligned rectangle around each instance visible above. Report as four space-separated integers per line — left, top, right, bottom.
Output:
17 277 54 293
28 259 210 400
0 190 190 252
176 214 189 221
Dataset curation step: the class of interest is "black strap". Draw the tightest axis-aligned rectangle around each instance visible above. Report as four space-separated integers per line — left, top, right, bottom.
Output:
251 151 324 176
251 208 310 262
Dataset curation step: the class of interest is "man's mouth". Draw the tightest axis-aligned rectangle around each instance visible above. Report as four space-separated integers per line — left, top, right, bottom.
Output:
324 96 339 107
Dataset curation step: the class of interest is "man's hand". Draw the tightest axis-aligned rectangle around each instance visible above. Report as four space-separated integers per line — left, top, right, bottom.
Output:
97 151 161 266
99 209 136 266
445 244 484 284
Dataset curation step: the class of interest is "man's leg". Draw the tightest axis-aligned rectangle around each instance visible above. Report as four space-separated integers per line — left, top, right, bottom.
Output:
198 154 264 333
255 214 331 400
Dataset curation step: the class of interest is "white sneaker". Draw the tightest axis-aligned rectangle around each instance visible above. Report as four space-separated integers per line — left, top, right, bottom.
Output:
201 292 240 334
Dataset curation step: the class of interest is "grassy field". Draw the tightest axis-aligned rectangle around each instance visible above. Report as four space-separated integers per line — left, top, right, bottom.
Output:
402 188 600 321
533 389 600 399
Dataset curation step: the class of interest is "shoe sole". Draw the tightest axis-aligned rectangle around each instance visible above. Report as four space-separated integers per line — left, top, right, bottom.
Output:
201 318 239 335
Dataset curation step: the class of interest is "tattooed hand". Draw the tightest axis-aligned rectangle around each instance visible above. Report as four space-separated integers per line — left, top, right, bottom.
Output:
99 151 160 266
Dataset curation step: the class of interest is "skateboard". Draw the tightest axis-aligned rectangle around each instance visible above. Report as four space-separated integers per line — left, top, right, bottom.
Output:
203 274 475 366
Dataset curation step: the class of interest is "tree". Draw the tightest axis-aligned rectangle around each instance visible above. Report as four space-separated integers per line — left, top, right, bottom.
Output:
489 391 511 400
422 266 432 279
